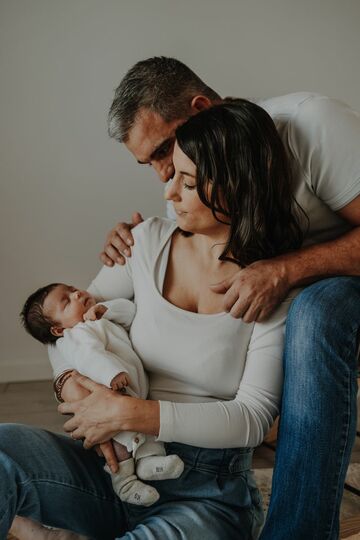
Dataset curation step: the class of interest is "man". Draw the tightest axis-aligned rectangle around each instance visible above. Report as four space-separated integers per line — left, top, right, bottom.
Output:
98 56 360 539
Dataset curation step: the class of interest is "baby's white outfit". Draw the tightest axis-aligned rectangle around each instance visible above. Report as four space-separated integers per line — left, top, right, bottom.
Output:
57 298 183 506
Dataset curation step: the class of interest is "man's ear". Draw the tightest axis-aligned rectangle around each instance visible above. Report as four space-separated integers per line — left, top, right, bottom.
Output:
50 326 64 338
190 95 213 113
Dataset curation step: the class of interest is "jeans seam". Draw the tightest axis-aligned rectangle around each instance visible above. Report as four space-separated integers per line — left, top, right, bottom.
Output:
325 324 357 539
19 477 122 504
325 373 350 539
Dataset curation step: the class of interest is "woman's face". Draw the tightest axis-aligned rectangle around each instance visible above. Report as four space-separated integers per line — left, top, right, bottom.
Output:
165 142 228 236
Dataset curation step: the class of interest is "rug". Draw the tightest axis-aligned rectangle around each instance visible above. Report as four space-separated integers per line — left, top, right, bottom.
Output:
254 463 360 538
254 463 360 518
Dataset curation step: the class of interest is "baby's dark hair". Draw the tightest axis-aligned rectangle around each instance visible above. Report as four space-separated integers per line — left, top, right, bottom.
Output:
20 283 61 345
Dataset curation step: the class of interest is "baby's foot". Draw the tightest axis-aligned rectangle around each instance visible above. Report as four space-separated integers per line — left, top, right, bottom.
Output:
136 454 184 481
10 516 89 540
105 459 160 507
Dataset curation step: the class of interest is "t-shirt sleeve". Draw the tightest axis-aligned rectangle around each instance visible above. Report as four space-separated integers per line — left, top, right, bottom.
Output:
289 96 360 211
157 293 298 448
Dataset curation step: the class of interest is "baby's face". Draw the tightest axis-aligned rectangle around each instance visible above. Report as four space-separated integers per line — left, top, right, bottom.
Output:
43 284 96 331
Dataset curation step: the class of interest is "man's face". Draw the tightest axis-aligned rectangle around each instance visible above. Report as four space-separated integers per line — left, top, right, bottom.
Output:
125 108 187 183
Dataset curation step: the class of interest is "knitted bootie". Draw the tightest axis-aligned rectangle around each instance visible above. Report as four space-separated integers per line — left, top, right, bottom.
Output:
136 454 184 481
104 458 159 507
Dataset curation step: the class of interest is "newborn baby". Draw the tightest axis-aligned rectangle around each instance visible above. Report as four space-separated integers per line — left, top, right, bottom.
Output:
21 283 184 507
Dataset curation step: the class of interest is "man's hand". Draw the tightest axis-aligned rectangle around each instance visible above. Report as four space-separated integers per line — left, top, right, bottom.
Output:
83 304 108 322
210 259 290 322
100 212 144 267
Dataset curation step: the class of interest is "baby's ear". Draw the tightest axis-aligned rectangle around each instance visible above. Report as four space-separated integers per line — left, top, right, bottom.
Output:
50 326 64 338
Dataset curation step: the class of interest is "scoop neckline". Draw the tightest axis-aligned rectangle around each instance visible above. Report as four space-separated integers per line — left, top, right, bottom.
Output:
151 223 229 319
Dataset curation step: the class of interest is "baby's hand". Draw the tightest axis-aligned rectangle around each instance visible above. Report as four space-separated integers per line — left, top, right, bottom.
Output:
111 372 130 392
83 303 108 321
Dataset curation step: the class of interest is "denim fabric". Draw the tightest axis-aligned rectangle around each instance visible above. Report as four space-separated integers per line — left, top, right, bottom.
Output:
0 426 263 539
260 277 360 540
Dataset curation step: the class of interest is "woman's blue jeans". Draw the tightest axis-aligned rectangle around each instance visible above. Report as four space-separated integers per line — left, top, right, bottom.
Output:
260 277 360 540
0 429 263 539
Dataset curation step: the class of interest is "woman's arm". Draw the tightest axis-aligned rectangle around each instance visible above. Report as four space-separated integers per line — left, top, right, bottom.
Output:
156 294 295 448
60 374 120 473
58 293 295 449
58 375 160 449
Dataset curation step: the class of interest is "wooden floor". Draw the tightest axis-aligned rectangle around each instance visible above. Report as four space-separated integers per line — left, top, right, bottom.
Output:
1 380 359 539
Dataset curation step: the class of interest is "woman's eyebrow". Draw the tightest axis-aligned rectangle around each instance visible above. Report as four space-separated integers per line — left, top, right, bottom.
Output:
179 170 195 178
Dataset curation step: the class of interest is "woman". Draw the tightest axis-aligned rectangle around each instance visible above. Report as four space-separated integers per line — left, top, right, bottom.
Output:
3 100 303 540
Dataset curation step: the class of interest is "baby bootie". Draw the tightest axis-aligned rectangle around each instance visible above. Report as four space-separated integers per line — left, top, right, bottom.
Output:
136 454 184 481
104 458 159 507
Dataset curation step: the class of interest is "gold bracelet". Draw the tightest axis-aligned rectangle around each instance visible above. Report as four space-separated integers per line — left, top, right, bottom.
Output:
53 370 73 403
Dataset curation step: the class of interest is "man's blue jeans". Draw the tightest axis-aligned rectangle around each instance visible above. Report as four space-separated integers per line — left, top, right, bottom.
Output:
260 277 360 540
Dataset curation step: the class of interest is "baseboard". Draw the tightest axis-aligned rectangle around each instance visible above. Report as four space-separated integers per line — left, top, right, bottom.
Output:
0 358 53 383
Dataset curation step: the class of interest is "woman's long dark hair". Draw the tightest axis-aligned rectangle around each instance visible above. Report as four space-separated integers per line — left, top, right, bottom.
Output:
175 99 307 266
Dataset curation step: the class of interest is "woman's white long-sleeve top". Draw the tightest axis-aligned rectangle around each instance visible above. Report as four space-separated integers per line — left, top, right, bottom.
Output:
49 217 298 449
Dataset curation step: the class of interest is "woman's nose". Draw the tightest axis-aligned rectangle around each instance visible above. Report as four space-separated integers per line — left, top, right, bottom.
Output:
164 179 180 201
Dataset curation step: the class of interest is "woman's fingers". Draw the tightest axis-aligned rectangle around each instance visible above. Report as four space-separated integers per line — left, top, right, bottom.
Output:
72 373 103 392
62 414 80 432
99 441 119 473
58 400 76 415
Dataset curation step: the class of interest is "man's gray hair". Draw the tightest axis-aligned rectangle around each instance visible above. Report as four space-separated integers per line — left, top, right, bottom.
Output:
108 56 221 143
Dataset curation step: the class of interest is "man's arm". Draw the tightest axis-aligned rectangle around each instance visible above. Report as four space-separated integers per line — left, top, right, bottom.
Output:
211 195 360 322
281 196 360 286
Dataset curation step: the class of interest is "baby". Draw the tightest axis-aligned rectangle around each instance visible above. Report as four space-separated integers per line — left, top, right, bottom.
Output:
21 283 184 507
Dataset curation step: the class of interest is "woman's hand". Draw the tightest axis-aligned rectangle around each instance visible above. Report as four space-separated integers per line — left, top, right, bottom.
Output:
58 374 127 448
58 372 160 449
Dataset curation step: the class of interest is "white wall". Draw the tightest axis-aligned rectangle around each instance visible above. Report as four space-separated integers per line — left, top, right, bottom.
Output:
1 0 360 382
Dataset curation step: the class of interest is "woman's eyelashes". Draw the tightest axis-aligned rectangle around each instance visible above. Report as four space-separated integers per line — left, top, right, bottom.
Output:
177 174 196 190
183 181 196 190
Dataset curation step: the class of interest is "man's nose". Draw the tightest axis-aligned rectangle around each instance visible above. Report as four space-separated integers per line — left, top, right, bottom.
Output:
71 290 81 300
152 161 174 183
